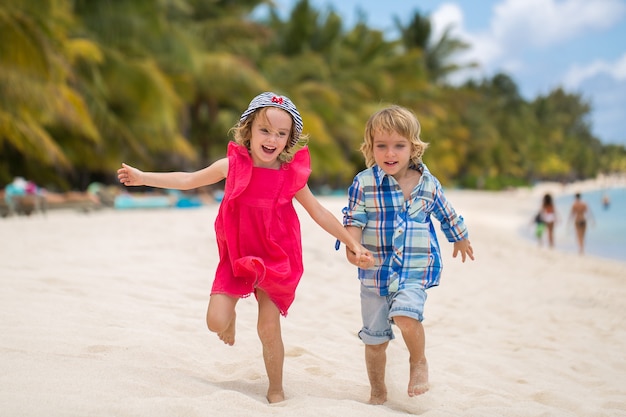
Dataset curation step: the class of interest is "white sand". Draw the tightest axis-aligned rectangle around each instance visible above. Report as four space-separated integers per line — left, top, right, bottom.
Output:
1 190 625 417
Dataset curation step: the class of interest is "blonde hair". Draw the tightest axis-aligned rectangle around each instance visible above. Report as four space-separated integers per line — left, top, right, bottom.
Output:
360 105 428 168
230 107 308 163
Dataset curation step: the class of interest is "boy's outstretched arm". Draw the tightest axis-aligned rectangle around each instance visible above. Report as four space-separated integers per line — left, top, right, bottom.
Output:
452 239 475 262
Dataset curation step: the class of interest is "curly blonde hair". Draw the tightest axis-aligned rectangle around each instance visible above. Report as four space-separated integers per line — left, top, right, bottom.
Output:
230 107 308 163
360 105 428 168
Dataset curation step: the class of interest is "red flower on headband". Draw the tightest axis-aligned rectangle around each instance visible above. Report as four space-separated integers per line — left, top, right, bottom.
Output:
271 96 284 104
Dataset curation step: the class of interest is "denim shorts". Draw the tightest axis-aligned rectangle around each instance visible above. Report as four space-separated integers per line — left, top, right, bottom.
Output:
358 283 427 345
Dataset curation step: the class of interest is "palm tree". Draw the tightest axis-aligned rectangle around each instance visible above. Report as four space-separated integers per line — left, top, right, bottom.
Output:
394 10 476 84
0 0 100 187
171 0 272 166
71 0 197 173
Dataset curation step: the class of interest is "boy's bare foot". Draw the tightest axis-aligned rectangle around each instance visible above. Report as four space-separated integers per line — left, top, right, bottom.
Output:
217 313 236 346
266 389 285 404
368 392 387 405
368 386 387 405
408 359 429 397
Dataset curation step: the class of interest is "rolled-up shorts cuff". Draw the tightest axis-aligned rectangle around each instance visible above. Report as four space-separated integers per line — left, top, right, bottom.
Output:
359 284 427 345
358 328 395 345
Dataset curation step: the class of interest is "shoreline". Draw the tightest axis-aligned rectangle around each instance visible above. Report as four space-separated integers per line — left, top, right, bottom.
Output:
526 172 626 197
516 176 626 264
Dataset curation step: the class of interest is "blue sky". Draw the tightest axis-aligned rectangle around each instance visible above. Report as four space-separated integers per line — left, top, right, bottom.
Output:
270 0 626 146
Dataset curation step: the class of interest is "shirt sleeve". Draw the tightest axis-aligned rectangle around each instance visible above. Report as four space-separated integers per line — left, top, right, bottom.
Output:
430 180 468 243
343 175 368 228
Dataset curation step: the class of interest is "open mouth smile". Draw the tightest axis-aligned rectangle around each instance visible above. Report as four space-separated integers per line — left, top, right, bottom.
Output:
262 145 277 154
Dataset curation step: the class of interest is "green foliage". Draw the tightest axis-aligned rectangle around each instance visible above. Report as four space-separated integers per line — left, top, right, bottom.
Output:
0 0 624 191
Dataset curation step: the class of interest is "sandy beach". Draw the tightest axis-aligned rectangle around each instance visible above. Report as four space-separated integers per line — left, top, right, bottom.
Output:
1 189 625 417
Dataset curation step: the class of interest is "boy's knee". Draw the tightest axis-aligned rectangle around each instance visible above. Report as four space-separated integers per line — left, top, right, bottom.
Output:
365 342 389 357
393 315 421 332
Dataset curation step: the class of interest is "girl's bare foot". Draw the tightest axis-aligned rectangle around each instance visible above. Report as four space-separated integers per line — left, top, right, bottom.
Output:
266 389 285 404
408 359 429 397
217 314 236 346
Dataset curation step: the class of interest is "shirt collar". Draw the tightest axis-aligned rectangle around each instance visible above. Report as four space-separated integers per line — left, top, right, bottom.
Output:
373 162 425 183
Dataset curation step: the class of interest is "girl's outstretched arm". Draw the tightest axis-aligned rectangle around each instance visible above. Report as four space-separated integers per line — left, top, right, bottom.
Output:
295 185 374 268
117 158 229 190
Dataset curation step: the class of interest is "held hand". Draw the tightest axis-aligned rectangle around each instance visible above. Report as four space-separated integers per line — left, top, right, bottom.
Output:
452 239 475 263
346 245 375 269
117 163 144 186
358 252 375 269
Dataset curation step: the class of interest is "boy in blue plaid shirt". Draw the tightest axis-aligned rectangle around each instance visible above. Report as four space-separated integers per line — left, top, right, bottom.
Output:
342 105 474 404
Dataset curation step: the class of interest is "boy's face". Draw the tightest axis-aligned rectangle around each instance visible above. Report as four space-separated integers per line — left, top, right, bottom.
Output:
372 129 413 178
249 107 292 168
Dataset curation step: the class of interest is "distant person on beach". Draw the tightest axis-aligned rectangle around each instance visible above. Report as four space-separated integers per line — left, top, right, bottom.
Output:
539 193 557 248
602 192 610 210
340 105 474 404
117 92 374 403
569 192 594 255
532 211 545 246
4 177 46 216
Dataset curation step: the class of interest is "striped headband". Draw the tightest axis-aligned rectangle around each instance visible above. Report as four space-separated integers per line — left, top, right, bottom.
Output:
239 92 303 147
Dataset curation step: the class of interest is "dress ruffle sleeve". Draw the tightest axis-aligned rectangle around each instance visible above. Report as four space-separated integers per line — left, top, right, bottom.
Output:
223 142 252 202
279 147 311 205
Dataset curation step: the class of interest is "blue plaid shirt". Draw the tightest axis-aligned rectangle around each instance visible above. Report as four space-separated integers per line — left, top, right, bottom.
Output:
342 164 468 295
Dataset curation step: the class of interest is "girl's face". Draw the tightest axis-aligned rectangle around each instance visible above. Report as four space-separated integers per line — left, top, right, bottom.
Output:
372 129 413 178
249 107 292 168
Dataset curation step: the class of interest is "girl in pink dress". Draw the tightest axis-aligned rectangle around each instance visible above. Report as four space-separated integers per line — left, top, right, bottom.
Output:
117 92 373 403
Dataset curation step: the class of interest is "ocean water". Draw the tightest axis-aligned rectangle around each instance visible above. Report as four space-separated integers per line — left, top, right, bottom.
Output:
537 187 626 263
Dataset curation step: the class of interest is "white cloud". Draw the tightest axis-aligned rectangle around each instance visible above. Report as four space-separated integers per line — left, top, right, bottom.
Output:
429 1 626 144
564 53 626 87
430 4 501 79
431 0 626 78
492 0 626 49
430 3 464 39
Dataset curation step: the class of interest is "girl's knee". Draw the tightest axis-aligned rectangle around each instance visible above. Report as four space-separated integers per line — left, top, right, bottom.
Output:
257 319 281 343
206 312 228 333
205 294 237 332
206 305 234 333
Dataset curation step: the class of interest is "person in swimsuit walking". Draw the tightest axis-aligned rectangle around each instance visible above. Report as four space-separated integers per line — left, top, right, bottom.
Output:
569 192 594 255
117 92 374 403
539 193 557 248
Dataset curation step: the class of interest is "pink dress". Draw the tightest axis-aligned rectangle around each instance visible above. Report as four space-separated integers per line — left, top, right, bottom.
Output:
212 142 311 315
